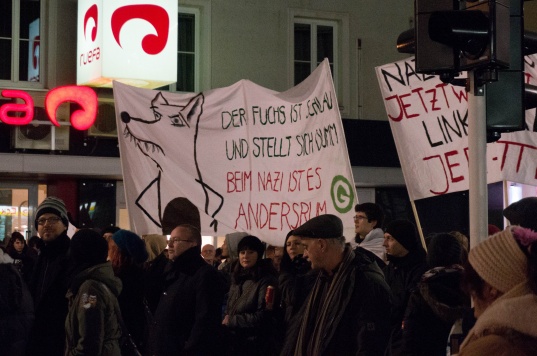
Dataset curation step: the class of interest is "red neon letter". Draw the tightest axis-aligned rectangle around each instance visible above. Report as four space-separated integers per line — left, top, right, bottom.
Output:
0 90 34 125
46 86 97 130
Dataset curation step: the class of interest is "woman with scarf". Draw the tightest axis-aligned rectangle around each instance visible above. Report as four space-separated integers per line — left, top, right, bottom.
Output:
458 227 537 355
222 235 279 356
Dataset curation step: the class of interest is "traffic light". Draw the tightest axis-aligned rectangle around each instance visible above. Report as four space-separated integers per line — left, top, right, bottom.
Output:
396 0 536 142
414 0 510 75
414 0 458 77
485 0 524 141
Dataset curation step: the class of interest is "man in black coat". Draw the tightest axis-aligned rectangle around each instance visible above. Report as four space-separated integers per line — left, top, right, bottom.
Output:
27 197 72 356
281 214 393 356
382 219 428 355
148 224 227 355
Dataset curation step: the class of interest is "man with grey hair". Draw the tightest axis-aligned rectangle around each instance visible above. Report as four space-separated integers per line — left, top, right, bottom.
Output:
281 214 393 356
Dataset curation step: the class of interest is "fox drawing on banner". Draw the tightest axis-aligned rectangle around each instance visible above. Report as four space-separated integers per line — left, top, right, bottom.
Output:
119 91 224 233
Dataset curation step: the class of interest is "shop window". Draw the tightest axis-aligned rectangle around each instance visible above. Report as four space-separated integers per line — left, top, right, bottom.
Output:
0 0 43 86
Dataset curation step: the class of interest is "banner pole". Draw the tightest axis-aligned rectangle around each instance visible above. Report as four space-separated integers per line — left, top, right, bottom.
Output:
410 200 427 251
468 71 489 249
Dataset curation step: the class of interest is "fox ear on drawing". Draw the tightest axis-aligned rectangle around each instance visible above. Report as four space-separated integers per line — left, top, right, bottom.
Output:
183 93 204 126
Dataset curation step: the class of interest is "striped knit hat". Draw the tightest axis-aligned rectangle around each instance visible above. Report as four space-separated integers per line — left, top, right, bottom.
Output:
35 196 69 229
469 227 527 293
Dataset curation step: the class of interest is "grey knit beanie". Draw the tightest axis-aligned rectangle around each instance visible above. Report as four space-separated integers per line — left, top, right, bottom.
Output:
35 196 69 229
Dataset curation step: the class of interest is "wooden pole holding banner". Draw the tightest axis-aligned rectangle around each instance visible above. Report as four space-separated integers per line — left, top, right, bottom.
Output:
410 200 427 252
468 71 489 249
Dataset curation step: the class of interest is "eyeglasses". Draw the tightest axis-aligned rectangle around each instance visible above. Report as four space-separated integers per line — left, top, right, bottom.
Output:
170 238 193 244
353 215 368 221
37 217 62 225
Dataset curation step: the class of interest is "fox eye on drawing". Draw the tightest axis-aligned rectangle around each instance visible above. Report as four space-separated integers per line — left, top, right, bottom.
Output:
169 113 189 128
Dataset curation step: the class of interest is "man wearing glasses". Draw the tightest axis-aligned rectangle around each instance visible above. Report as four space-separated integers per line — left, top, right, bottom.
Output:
27 196 72 356
148 224 227 355
354 202 387 268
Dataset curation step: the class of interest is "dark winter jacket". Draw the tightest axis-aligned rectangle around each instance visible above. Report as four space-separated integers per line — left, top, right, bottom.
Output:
7 245 37 285
281 250 393 356
225 259 279 355
383 251 428 355
144 251 170 313
65 262 123 356
148 246 227 356
278 255 312 327
401 265 469 356
116 263 146 348
0 263 34 356
27 231 72 356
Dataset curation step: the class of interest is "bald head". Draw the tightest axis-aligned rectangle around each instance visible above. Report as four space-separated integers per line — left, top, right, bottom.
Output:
201 244 216 262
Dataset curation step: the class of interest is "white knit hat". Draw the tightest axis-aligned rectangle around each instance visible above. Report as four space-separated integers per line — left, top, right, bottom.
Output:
469 227 527 293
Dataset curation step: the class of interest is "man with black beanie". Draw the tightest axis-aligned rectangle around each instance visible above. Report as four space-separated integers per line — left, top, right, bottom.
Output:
382 219 428 355
27 197 73 356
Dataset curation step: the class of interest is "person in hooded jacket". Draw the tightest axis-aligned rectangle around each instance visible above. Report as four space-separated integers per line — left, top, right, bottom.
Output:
401 233 470 355
222 235 279 356
27 197 73 356
382 219 428 355
459 227 537 355
64 229 123 355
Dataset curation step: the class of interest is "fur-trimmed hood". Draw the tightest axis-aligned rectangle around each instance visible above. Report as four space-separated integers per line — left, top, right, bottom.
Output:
419 265 468 323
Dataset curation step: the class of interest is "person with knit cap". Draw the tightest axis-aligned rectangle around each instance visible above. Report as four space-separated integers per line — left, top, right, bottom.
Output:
503 196 537 232
64 229 122 355
281 214 392 356
382 219 428 355
27 196 73 356
223 235 280 355
148 224 227 355
108 229 149 351
458 226 537 355
401 233 470 355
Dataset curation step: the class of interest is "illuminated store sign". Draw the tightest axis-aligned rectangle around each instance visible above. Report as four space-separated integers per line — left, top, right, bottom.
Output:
77 0 178 88
0 206 29 217
0 86 98 130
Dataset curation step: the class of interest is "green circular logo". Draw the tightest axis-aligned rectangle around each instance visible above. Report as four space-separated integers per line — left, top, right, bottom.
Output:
330 175 354 213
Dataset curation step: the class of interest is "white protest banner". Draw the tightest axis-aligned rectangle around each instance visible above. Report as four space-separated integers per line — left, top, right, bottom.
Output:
376 56 537 201
113 59 357 245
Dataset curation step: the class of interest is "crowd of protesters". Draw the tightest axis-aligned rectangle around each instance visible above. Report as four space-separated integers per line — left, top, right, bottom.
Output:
1 196 537 355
